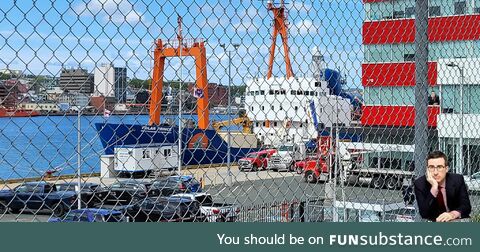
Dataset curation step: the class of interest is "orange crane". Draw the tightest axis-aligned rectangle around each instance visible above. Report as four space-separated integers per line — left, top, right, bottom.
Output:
149 16 210 130
266 0 294 79
212 116 253 134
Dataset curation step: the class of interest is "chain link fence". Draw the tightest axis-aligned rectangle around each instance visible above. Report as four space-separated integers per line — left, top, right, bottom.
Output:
0 0 479 222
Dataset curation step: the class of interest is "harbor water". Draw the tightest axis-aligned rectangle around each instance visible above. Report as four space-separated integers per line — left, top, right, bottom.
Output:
0 114 235 180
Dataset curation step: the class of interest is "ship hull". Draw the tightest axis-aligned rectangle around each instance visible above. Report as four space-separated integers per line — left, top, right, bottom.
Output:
0 108 41 117
95 123 258 166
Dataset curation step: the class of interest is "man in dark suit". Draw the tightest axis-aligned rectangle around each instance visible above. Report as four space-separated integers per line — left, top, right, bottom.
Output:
428 91 440 105
414 151 471 222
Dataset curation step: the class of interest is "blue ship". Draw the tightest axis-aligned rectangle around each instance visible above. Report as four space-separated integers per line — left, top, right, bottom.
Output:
95 123 258 166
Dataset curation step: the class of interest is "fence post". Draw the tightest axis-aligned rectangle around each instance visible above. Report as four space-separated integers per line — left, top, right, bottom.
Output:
414 0 429 222
299 201 305 222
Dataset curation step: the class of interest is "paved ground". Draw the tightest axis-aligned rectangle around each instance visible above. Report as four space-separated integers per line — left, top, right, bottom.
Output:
2 167 479 222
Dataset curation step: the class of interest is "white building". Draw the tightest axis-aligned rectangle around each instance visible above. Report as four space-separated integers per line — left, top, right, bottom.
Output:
94 64 115 97
94 63 127 102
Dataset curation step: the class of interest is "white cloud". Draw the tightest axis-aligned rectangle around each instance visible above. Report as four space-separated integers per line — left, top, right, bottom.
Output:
74 0 145 24
107 10 144 24
291 20 317 36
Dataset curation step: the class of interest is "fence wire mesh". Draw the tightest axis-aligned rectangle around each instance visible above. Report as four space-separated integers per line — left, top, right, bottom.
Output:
0 0 479 222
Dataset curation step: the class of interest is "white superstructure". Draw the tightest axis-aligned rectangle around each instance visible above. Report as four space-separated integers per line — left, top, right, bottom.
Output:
244 76 351 146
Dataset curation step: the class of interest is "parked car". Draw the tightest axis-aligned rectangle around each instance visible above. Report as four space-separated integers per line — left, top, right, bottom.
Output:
55 182 108 207
0 182 76 216
162 196 203 221
125 197 185 222
149 175 201 197
170 193 240 222
464 172 480 193
48 208 127 222
238 149 277 171
102 180 152 205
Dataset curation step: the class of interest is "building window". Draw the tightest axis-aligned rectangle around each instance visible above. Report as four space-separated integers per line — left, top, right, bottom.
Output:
454 1 466 15
428 6 441 17
404 54 415 62
405 7 415 18
163 149 172 157
393 10 404 19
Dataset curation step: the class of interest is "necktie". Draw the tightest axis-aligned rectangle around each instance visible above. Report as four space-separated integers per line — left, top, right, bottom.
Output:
437 186 447 213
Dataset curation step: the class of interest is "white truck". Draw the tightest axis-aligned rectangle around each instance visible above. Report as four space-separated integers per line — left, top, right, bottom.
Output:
268 142 306 172
170 193 240 222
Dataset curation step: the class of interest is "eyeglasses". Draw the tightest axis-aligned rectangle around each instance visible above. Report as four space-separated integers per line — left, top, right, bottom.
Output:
427 165 446 171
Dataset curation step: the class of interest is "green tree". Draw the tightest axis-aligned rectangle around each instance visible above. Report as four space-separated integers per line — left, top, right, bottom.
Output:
0 73 12 80
129 78 151 89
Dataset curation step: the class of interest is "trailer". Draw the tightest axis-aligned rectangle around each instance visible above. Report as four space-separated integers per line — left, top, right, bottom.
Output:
340 143 415 190
114 143 178 173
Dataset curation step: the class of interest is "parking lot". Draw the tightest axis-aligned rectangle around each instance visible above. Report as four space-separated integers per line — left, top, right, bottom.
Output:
2 166 479 222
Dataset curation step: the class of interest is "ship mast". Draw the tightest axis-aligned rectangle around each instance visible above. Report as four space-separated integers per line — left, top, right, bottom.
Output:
266 0 294 79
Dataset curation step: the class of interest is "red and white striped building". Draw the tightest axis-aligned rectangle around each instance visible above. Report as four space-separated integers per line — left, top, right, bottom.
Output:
361 0 480 174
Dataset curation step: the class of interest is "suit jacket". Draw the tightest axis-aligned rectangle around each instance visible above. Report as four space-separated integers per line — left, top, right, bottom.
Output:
414 173 471 221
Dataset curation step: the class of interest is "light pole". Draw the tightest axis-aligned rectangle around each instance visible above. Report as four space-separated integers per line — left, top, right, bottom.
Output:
447 62 464 175
76 103 83 210
220 42 240 187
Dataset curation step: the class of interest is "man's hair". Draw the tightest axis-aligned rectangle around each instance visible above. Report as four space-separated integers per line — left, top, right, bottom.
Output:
427 150 449 166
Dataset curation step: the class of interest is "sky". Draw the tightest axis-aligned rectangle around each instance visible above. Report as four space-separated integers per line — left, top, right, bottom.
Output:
0 0 364 89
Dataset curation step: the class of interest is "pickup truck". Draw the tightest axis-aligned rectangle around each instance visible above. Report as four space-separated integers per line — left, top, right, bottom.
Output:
268 143 306 172
170 193 240 222
0 181 76 216
238 149 277 172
